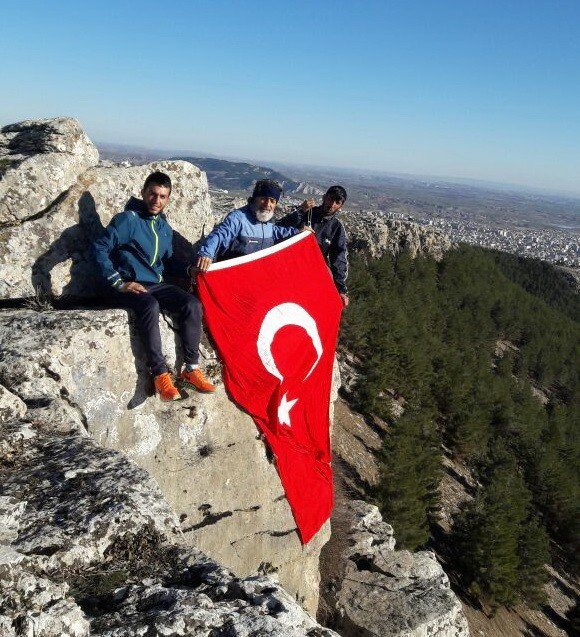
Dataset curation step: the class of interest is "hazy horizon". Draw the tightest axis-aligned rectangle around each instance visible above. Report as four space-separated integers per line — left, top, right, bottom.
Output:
2 1 579 197
96 139 580 202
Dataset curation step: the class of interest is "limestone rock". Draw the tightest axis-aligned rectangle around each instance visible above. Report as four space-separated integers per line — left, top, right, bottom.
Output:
0 421 179 572
0 117 99 226
0 385 27 423
335 501 470 637
0 158 212 299
90 566 338 637
0 308 328 612
343 211 453 261
0 420 336 636
0 562 90 637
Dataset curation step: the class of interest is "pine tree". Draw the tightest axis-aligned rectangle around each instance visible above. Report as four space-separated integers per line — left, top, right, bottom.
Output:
454 441 553 608
517 514 550 607
376 405 440 550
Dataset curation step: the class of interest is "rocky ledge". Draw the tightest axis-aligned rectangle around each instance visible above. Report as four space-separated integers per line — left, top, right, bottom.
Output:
333 501 469 637
0 418 337 636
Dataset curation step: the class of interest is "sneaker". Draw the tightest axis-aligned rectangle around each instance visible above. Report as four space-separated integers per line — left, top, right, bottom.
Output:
154 372 181 401
179 368 216 393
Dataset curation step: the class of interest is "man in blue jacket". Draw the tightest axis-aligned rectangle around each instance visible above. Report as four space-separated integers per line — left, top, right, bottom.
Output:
278 185 349 307
92 171 215 401
196 179 301 271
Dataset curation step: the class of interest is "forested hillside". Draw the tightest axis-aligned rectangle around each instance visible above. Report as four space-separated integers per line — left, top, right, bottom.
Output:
341 245 579 610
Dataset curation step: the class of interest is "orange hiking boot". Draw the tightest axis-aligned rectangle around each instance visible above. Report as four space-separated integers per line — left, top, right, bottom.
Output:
179 368 216 393
154 372 181 402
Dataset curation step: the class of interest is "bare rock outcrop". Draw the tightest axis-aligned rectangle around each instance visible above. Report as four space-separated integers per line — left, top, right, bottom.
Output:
343 211 453 261
0 420 337 636
0 117 99 226
334 501 469 637
0 157 212 299
0 308 327 614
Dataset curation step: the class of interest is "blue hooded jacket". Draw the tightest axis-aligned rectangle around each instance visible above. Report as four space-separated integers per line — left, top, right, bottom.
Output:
92 199 188 289
198 204 298 261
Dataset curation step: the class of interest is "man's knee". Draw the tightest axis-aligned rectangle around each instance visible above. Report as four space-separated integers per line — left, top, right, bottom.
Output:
138 293 161 317
183 295 202 320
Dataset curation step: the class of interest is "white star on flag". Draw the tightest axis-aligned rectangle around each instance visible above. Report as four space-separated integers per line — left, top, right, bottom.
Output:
278 392 298 426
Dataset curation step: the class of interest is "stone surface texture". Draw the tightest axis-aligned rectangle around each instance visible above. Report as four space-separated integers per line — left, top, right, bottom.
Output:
343 211 453 261
0 308 328 614
0 117 99 226
0 385 27 424
0 156 212 299
0 420 337 637
335 501 470 637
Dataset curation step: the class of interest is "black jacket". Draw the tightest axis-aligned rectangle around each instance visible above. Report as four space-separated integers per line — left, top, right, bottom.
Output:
278 206 348 293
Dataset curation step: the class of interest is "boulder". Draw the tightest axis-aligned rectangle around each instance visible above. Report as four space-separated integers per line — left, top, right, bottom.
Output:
0 159 212 299
0 308 328 613
335 501 470 637
0 117 99 226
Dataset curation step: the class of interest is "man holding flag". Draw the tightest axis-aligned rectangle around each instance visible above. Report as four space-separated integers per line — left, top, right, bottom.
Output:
194 180 343 543
278 185 349 307
196 179 300 271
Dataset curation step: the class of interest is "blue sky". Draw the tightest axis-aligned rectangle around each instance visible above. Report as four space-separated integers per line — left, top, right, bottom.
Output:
1 0 579 195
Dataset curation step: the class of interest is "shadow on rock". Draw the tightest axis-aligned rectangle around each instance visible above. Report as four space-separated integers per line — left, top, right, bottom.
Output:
31 191 104 298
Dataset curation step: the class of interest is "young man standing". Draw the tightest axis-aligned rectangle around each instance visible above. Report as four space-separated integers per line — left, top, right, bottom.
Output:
92 171 215 400
196 179 300 271
278 185 349 307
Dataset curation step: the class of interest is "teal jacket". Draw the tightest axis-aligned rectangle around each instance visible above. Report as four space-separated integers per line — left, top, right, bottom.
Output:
92 199 187 288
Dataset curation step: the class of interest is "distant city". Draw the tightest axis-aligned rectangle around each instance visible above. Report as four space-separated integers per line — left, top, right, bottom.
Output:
384 209 578 268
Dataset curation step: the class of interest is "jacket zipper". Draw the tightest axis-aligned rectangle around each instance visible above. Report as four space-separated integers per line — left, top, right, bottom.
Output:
149 218 162 282
150 218 159 266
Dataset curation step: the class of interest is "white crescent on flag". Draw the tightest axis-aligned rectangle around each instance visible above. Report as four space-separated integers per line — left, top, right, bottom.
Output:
256 302 323 382
257 302 324 427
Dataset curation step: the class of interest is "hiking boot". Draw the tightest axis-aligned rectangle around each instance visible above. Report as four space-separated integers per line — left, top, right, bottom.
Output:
178 368 216 393
154 372 181 401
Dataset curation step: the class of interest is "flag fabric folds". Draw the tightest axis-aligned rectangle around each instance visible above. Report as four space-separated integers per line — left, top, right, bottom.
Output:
196 232 343 543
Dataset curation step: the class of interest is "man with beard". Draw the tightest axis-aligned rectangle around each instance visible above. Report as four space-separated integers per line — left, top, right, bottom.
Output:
196 179 300 270
278 185 349 307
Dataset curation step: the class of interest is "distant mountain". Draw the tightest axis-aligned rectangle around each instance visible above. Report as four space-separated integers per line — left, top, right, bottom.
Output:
173 156 301 193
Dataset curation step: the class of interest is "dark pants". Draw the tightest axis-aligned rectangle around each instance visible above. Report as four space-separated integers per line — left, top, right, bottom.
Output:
111 283 202 376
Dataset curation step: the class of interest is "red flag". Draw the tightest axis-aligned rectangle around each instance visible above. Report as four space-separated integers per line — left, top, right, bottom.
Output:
197 232 342 543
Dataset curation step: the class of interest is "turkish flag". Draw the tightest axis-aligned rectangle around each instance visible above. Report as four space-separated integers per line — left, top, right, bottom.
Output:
197 232 343 543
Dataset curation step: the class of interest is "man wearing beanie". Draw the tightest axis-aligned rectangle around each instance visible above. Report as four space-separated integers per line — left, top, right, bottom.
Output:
278 185 350 307
196 179 300 270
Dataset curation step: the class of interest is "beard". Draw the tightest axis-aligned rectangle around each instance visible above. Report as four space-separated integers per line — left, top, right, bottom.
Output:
255 209 274 222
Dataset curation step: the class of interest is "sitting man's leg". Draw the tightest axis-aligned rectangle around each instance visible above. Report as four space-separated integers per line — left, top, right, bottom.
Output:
110 290 180 401
148 283 216 393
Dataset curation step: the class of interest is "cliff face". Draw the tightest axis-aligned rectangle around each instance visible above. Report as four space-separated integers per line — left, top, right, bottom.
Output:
0 117 466 635
0 306 328 615
0 417 338 636
343 211 453 261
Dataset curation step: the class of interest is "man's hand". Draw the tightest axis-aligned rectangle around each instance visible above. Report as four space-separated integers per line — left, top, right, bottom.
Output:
120 281 147 294
196 256 213 272
300 198 316 212
340 293 349 308
301 226 315 234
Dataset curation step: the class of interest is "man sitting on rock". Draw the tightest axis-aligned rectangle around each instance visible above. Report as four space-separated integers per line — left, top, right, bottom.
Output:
278 185 349 307
92 170 216 400
196 179 301 271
